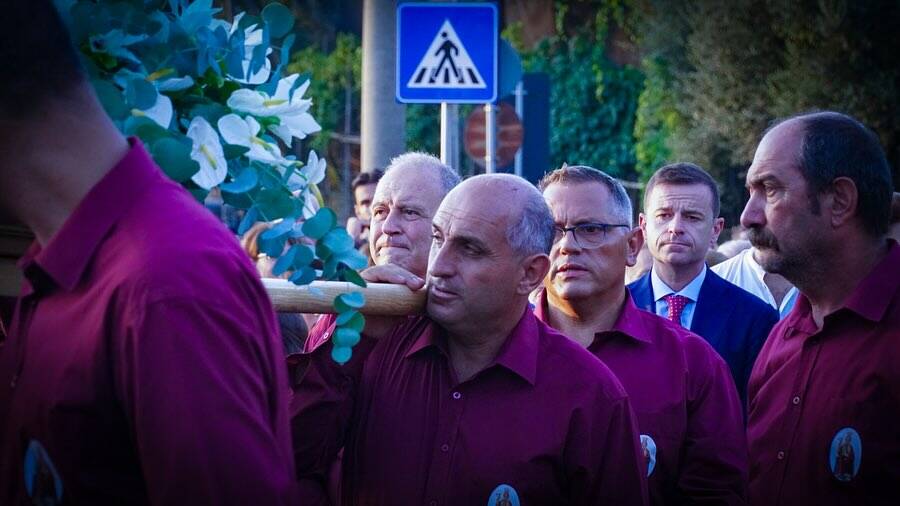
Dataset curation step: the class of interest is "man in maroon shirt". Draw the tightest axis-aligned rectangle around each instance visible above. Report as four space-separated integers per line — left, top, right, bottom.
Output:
293 174 648 505
743 111 899 505
535 165 747 505
0 3 298 504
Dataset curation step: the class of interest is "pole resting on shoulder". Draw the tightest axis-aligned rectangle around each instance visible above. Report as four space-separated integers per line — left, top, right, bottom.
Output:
263 279 426 315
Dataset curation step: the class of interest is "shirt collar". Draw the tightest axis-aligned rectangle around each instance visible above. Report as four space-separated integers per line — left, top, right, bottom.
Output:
21 139 159 292
650 264 706 302
782 240 900 338
533 289 652 345
405 308 539 386
841 240 900 322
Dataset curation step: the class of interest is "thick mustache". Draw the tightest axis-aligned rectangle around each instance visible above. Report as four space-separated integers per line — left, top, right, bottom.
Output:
747 227 778 249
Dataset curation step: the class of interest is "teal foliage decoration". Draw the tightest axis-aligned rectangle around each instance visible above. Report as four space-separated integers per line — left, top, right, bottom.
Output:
58 0 367 363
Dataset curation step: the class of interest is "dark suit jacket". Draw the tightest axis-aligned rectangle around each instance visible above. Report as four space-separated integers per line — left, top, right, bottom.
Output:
628 268 779 406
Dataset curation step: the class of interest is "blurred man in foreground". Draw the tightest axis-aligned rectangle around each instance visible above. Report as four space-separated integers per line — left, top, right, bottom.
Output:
0 2 298 504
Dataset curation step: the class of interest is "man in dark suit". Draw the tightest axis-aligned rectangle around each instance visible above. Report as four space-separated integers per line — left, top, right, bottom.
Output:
628 162 778 405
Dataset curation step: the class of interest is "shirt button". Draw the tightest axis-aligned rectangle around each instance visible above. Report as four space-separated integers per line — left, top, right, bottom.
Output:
792 395 801 405
777 451 785 460
452 391 462 400
9 374 17 388
429 501 437 506
440 444 450 452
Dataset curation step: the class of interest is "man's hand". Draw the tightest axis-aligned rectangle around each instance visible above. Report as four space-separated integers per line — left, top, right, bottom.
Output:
359 264 425 339
360 264 425 291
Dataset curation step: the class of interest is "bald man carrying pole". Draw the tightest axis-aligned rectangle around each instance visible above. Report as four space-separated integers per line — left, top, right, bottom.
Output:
292 174 648 505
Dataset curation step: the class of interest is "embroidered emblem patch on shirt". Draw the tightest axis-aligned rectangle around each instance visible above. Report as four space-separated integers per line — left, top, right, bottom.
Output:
23 439 63 505
640 434 657 477
829 427 862 482
488 483 520 506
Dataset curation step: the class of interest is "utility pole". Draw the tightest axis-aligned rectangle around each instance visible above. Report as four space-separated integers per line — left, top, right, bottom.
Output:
361 0 405 172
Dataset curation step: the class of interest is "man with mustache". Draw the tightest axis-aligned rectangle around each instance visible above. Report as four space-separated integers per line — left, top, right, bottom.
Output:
628 163 779 405
536 165 747 505
293 174 648 505
742 111 899 506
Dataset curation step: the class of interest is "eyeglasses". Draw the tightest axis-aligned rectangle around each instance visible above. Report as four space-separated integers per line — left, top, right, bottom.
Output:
553 223 631 248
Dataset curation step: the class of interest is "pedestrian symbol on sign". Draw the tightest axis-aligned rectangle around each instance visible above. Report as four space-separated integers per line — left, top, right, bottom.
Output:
407 20 486 89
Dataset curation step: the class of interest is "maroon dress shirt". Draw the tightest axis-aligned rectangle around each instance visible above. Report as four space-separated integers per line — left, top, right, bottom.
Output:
535 291 748 505
747 241 900 505
0 141 299 505
292 308 649 506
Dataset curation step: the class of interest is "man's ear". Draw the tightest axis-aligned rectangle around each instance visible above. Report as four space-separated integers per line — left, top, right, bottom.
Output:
827 176 860 229
711 216 725 243
625 227 644 268
518 254 551 296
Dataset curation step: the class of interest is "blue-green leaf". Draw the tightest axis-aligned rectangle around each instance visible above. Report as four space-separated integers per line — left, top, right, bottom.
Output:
126 78 158 109
331 345 352 364
260 218 294 240
222 143 250 160
151 138 199 182
219 166 258 193
342 268 367 288
301 208 336 240
289 265 316 285
322 228 355 254
92 80 129 119
258 234 286 257
332 328 361 348
292 244 315 268
337 291 365 309
335 309 358 326
337 248 368 270
262 2 295 39
237 206 259 235
338 312 365 332
272 242 298 276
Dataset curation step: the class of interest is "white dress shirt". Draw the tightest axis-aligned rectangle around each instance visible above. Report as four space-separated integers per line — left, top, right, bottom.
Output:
712 247 798 318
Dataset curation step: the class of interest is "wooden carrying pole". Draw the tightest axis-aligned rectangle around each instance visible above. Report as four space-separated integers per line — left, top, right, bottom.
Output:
263 279 426 315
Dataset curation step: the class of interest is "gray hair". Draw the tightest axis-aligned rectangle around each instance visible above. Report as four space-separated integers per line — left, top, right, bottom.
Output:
538 165 633 226
385 151 460 194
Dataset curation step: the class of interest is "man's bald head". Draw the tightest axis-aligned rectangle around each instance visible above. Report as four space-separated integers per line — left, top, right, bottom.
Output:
439 174 555 257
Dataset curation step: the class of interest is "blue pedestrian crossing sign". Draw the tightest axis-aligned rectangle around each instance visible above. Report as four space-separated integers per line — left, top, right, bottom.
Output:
396 3 498 104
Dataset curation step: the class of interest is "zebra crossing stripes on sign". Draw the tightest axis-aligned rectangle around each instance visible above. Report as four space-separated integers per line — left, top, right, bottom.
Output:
396 3 498 103
407 20 486 89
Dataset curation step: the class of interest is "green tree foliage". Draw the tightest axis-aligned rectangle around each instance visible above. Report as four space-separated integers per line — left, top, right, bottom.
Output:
634 0 900 223
287 33 361 154
521 0 643 178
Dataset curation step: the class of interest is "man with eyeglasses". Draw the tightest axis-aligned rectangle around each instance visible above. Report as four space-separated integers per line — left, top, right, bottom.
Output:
628 163 778 406
535 165 747 506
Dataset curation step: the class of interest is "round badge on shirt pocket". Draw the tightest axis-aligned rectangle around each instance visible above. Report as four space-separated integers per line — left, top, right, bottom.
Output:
23 439 63 505
487 483 520 506
829 427 862 482
640 435 658 477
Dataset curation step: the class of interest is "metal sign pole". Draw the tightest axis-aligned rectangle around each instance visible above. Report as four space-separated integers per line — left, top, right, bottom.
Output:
440 102 459 171
513 80 525 177
484 103 496 173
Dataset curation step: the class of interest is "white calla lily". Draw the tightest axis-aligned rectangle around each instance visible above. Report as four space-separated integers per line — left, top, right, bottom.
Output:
133 93 172 128
186 117 227 190
217 113 284 165
303 149 327 185
227 74 322 146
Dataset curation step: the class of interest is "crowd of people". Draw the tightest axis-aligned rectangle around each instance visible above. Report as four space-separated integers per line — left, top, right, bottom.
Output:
1 3 899 506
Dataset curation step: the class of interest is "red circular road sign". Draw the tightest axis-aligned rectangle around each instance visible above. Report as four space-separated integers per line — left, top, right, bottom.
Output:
464 102 524 168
